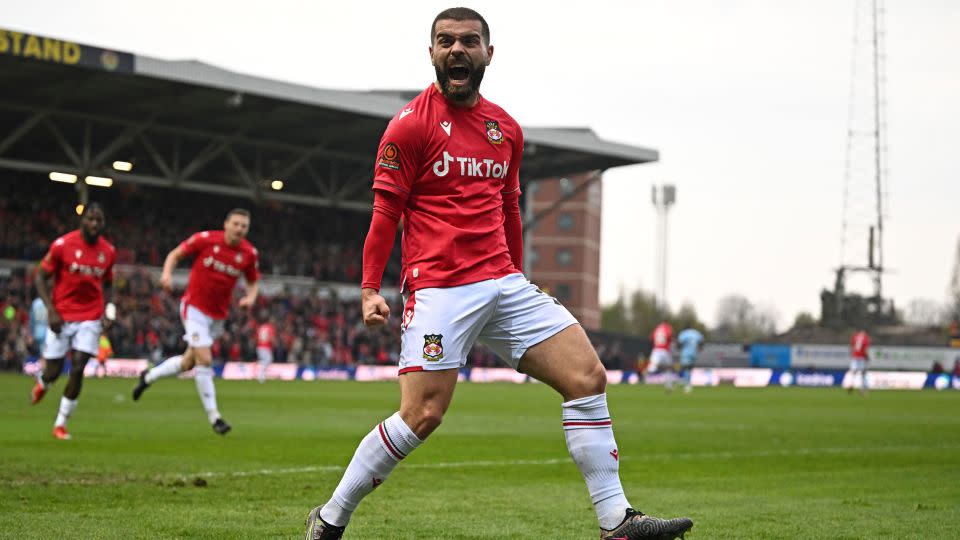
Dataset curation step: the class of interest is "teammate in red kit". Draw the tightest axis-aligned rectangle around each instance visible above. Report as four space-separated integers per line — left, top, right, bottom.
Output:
132 209 259 435
255 313 276 384
648 321 676 391
303 8 692 540
30 203 116 440
846 328 870 395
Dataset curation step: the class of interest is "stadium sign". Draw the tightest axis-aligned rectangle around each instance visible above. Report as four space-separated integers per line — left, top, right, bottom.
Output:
0 28 134 73
792 343 960 371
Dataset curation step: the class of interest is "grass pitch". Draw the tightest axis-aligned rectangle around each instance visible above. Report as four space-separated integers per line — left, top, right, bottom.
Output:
1 373 958 539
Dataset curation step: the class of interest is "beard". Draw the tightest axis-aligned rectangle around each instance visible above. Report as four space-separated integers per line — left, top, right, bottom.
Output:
435 63 486 103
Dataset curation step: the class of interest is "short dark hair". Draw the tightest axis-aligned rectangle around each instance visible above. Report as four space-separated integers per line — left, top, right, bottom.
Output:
226 208 251 220
81 202 104 217
431 7 490 45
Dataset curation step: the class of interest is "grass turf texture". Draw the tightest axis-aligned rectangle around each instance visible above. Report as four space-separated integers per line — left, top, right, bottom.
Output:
1 373 958 539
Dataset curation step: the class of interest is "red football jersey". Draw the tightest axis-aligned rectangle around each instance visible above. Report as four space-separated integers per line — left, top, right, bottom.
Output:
256 322 276 349
179 230 259 319
652 322 673 351
851 331 870 359
372 84 523 292
40 230 115 322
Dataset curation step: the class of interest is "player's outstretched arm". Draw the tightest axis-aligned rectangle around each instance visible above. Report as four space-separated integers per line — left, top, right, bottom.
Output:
361 287 390 327
160 245 184 293
359 189 403 328
239 281 259 308
101 281 116 331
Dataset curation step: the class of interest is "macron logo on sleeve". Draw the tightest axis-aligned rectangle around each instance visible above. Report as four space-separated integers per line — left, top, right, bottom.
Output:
399 107 414 120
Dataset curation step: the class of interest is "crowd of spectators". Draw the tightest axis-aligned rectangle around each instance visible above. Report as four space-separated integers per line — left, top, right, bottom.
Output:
0 179 400 284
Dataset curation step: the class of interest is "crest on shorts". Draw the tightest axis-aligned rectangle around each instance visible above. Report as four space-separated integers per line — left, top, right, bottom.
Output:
422 334 444 361
485 120 503 144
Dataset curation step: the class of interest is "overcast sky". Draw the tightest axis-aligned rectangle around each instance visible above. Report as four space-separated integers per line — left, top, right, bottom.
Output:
6 0 959 327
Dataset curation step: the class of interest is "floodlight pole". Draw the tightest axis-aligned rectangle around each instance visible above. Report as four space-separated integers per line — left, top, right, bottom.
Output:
651 184 676 313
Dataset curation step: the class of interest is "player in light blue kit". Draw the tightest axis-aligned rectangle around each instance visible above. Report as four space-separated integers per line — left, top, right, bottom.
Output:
676 328 704 393
29 295 48 362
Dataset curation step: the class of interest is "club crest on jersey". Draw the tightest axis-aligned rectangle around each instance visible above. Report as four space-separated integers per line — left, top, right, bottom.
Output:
422 334 444 361
75 249 82 259
214 245 220 254
98 252 105 264
378 142 401 170
485 120 503 144
235 253 243 264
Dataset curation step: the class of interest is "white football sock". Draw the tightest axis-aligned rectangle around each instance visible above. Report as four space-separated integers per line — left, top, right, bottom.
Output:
320 412 422 526
193 365 221 424
54 397 78 428
258 360 269 383
562 393 631 530
145 355 183 384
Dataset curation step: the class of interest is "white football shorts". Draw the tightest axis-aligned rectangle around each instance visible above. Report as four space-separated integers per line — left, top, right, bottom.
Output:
180 301 224 348
397 273 578 373
649 348 673 373
849 358 867 372
44 320 101 358
256 346 274 365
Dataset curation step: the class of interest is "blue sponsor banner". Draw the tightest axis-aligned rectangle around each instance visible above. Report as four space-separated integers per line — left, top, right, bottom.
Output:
771 369 843 387
751 344 791 369
925 373 960 390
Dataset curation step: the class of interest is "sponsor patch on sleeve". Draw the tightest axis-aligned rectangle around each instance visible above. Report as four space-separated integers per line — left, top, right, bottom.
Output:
378 143 401 170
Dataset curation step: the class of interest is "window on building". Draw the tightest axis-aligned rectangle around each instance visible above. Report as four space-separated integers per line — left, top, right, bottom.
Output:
588 181 601 206
555 283 572 301
557 213 574 231
559 177 575 195
527 248 538 267
556 249 573 266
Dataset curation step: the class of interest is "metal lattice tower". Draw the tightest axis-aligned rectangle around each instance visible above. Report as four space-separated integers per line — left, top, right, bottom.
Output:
836 0 889 318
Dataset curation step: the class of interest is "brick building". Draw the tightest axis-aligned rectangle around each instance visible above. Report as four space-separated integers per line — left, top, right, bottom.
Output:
525 172 603 329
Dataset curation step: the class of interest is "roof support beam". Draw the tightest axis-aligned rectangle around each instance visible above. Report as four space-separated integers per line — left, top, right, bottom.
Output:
0 109 48 156
43 119 82 167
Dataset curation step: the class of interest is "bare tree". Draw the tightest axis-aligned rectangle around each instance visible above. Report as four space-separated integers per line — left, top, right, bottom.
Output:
715 294 778 341
904 298 948 327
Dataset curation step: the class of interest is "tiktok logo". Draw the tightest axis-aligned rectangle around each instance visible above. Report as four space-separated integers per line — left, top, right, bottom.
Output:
431 150 509 179
433 151 454 177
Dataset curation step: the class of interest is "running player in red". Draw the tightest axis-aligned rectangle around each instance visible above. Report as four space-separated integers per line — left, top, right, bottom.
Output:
255 313 276 384
30 203 116 440
648 321 676 391
303 8 692 540
132 209 259 435
846 328 870 395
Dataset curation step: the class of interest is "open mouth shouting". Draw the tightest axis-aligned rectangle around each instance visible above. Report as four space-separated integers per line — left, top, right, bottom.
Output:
436 58 486 102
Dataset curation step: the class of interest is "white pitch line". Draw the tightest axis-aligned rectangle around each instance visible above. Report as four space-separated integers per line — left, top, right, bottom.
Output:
6 443 957 487
184 443 960 481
